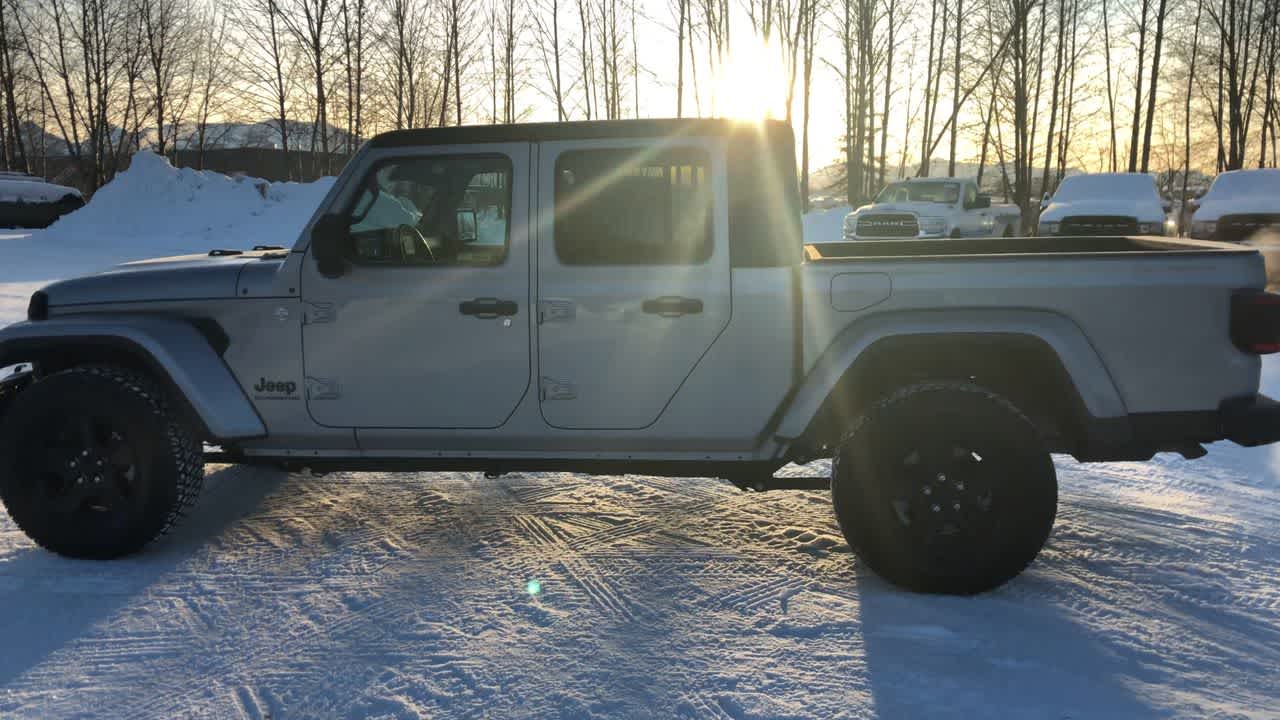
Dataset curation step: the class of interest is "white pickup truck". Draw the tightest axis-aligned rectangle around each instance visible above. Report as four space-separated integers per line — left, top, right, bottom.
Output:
1188 168 1280 242
842 177 1020 240
1037 172 1172 237
4 119 1280 596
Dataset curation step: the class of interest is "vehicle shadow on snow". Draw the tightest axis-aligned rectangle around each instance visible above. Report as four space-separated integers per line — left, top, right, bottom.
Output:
855 566 1159 718
0 464 285 689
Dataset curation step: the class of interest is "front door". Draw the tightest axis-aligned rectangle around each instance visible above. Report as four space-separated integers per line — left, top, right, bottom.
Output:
301 144 531 428
535 139 732 429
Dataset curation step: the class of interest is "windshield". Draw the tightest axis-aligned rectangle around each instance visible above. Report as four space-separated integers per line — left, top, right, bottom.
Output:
1205 169 1280 199
1052 174 1159 202
875 182 959 204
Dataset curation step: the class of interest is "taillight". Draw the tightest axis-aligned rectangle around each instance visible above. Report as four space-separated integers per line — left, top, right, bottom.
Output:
1230 290 1280 354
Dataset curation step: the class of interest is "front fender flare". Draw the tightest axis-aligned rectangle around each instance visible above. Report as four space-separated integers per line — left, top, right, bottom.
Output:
772 309 1128 441
0 315 266 441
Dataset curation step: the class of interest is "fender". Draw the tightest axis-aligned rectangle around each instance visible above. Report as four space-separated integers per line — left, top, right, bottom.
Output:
772 308 1128 441
0 314 266 441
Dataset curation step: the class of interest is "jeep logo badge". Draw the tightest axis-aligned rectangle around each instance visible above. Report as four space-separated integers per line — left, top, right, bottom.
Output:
253 377 299 398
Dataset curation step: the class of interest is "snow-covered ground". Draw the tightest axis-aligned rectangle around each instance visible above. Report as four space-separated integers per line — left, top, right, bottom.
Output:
802 203 851 243
1 159 1278 718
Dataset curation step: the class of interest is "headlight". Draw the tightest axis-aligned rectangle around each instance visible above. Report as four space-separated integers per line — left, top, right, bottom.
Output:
1191 220 1217 238
919 217 946 235
1038 221 1060 235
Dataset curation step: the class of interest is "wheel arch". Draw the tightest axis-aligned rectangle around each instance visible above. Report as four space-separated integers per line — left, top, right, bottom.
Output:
774 310 1130 458
0 315 265 442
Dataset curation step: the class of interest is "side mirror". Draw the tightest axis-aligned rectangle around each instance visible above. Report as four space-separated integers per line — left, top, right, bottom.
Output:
311 213 349 278
972 194 992 210
456 208 479 244
1162 200 1174 214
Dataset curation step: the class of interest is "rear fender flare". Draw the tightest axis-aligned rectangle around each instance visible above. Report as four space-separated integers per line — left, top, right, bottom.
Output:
0 315 266 441
773 309 1127 442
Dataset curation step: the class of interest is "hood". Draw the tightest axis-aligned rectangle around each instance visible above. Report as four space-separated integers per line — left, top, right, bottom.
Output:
1192 194 1280 222
40 251 279 308
1040 198 1166 223
852 201 955 217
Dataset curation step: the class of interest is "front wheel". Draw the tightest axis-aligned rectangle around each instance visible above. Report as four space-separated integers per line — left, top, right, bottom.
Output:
831 382 1057 594
0 365 203 559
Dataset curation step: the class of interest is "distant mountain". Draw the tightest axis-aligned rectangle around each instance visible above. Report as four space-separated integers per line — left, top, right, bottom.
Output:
167 119 355 153
19 119 354 157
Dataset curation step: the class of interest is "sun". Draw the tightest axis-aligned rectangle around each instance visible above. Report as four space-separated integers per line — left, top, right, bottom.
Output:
713 36 788 121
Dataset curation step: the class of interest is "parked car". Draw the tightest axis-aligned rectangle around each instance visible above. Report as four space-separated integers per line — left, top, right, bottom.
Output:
1037 172 1172 236
4 118 1280 596
809 194 841 210
842 177 1020 240
1188 168 1280 242
0 171 84 229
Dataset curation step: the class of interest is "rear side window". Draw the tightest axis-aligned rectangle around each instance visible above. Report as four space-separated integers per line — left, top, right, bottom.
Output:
554 148 713 265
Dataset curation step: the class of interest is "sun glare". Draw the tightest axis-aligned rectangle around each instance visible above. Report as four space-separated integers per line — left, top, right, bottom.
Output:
713 36 788 121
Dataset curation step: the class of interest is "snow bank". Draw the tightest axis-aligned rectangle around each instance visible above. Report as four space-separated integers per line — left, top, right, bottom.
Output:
0 153 333 284
46 152 333 257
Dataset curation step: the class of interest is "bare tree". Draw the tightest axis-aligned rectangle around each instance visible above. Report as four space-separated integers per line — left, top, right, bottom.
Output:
799 0 819 208
338 0 367 150
232 0 297 176
0 0 29 171
1101 0 1117 170
186 5 232 168
531 0 567 119
1181 0 1205 231
139 0 195 157
1139 0 1170 172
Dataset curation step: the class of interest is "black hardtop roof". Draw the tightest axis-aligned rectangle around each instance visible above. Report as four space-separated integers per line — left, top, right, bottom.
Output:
368 117 793 148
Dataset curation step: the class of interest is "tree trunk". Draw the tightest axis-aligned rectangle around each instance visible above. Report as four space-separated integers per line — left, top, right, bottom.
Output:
1139 0 1168 172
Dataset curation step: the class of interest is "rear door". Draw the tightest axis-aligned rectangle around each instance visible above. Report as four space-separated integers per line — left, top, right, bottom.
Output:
535 139 731 429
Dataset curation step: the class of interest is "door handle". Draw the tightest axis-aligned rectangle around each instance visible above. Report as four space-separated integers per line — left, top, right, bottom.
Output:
641 296 703 317
459 297 518 318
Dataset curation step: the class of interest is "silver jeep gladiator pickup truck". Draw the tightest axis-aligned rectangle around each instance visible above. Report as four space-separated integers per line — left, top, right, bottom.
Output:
3 119 1279 595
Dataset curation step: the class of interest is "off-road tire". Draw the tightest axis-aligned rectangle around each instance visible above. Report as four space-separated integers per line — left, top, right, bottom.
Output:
0 365 203 559
831 382 1057 594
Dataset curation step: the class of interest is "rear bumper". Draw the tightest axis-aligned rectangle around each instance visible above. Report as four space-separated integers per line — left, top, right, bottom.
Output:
1078 393 1280 461
1220 393 1280 447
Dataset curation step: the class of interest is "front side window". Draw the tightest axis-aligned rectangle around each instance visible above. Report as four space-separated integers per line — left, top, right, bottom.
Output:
346 155 511 266
554 148 714 265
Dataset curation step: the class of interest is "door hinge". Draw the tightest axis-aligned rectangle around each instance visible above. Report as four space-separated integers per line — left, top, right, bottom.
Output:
305 376 341 400
537 299 576 324
540 377 577 401
303 302 336 325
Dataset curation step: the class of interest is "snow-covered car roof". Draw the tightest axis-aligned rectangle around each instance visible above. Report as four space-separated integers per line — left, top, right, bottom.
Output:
1051 173 1161 202
0 175 82 203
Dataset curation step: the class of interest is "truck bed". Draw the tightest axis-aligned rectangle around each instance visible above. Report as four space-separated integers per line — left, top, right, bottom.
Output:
805 235 1254 261
798 232 1266 428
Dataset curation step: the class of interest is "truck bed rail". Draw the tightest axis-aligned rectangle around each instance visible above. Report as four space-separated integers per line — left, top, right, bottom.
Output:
805 235 1253 262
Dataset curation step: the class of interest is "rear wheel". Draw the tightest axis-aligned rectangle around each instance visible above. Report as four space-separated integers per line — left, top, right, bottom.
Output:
0 365 203 559
831 382 1057 594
